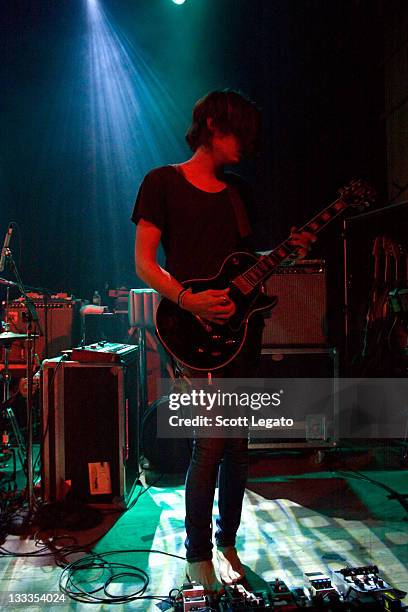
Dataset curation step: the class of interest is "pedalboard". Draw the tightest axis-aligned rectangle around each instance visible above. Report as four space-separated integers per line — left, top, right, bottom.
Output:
171 566 407 611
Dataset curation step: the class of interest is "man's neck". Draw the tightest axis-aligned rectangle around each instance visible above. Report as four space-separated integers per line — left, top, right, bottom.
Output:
182 148 225 181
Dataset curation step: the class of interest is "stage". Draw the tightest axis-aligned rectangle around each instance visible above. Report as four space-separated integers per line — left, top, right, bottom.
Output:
1 448 408 610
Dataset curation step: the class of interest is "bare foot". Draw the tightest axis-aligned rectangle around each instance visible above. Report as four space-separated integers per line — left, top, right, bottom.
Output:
186 560 223 593
216 546 245 584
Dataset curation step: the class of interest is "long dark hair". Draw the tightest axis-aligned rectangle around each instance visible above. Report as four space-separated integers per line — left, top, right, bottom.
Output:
185 90 261 156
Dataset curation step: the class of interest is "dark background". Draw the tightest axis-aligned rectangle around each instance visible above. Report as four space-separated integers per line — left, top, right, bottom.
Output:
0 0 391 329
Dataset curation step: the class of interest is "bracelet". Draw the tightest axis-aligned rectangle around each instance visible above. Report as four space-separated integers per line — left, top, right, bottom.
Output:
177 288 189 307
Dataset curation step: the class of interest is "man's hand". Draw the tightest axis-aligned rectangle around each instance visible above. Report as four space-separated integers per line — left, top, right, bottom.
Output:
182 288 236 324
288 226 317 259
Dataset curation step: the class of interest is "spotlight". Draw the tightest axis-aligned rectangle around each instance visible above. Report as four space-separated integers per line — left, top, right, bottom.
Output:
172 0 186 5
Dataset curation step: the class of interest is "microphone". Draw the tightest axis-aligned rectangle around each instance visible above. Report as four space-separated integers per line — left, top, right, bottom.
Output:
0 222 14 273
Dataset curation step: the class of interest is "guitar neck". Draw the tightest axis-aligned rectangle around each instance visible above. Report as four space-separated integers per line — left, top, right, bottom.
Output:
241 196 348 287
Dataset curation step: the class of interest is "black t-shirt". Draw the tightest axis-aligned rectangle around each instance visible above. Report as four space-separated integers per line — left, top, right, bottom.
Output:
131 165 253 281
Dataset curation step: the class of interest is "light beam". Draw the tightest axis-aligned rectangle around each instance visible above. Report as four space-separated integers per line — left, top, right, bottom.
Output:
84 0 186 285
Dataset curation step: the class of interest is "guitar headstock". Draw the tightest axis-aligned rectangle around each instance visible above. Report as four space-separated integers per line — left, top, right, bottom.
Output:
338 179 376 208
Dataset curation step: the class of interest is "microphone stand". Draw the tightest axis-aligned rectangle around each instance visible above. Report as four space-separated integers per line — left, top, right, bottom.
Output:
2 246 43 532
342 217 351 374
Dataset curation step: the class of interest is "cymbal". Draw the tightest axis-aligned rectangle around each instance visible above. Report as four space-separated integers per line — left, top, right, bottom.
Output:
0 331 29 345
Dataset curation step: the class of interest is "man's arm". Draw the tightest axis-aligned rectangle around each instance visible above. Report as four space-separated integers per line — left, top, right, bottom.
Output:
135 219 183 303
135 219 235 323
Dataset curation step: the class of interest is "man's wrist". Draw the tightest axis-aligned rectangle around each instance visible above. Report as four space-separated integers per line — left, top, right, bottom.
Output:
180 289 193 310
177 287 189 307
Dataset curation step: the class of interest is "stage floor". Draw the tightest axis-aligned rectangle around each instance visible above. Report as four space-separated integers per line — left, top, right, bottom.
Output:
1 450 408 610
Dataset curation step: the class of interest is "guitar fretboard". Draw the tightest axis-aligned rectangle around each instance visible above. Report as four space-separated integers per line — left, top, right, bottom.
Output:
241 198 348 288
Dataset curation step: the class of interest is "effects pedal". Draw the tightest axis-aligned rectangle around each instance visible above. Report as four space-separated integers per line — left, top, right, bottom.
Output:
304 571 338 599
268 578 298 610
219 583 271 610
331 565 406 606
181 582 209 611
304 571 341 608
331 565 390 596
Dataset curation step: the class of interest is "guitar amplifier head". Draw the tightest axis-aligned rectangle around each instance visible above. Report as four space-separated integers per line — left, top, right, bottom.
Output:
262 260 327 347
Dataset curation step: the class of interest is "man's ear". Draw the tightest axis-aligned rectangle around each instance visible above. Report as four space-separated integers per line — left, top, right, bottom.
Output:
206 117 215 132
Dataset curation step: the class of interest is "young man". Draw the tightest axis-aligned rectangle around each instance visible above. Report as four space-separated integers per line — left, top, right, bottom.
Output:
132 90 313 592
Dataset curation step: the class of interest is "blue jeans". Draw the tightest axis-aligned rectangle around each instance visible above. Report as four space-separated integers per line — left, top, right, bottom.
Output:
183 317 263 562
185 436 248 561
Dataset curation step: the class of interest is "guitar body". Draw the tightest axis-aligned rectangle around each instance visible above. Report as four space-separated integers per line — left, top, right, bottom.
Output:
155 252 277 371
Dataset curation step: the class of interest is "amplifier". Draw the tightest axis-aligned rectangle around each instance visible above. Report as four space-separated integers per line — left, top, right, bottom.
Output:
249 347 339 451
41 352 139 504
262 260 327 347
3 298 81 363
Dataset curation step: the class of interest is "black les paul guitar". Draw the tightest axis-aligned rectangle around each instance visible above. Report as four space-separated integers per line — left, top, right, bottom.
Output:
156 180 375 371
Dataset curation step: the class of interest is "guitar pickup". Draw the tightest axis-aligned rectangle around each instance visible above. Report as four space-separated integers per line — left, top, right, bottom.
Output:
232 275 254 295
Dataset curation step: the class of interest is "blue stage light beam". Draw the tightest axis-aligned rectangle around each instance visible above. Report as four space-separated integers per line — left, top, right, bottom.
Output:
84 0 186 284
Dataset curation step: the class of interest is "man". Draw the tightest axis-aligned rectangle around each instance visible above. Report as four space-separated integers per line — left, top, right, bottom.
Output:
132 90 313 592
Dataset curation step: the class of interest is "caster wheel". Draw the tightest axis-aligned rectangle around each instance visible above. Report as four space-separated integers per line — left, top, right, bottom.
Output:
311 450 325 465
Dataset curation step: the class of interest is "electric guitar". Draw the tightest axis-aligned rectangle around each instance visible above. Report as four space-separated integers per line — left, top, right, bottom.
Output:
156 180 376 371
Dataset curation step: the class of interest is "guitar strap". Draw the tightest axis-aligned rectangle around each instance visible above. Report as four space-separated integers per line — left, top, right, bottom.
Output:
227 184 252 239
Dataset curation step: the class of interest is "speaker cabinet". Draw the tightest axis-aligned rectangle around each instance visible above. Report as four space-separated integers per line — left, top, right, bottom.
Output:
262 260 327 347
249 347 339 450
41 356 139 504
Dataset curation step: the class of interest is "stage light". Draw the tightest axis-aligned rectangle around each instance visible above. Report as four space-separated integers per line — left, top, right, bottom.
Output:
83 0 185 285
172 0 186 5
